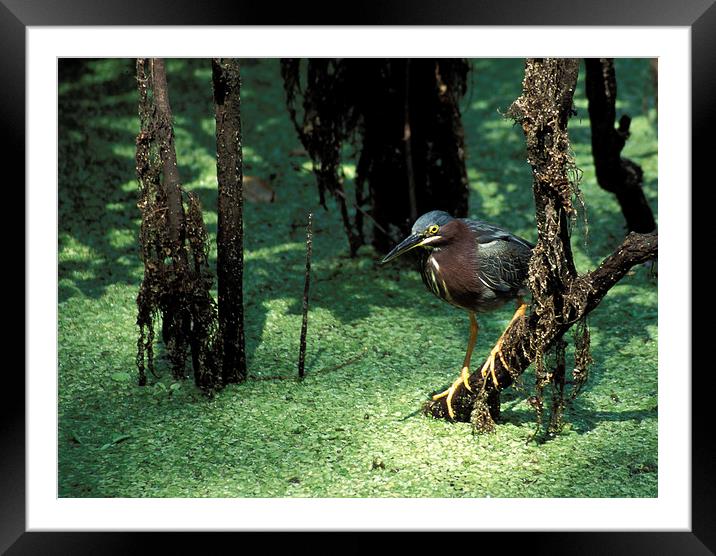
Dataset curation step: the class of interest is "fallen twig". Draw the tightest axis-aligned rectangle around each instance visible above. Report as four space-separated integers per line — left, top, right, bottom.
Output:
313 347 369 376
251 347 369 381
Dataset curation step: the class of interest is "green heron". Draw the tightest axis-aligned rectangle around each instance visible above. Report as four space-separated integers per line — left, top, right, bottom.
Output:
381 210 533 419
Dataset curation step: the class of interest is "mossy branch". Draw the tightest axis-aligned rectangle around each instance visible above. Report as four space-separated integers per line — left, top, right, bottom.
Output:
424 59 658 431
425 229 657 424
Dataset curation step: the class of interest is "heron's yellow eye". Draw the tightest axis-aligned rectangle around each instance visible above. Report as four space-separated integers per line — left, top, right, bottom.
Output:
427 224 439 235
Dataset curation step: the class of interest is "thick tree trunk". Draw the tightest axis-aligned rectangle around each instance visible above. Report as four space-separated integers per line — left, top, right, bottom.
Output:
151 59 189 262
359 59 470 253
135 58 160 387
136 58 221 393
424 59 658 432
585 58 656 233
150 58 194 379
212 58 247 384
281 58 470 256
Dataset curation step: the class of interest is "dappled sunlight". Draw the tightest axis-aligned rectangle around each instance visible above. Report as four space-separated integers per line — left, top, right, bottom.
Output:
59 58 657 498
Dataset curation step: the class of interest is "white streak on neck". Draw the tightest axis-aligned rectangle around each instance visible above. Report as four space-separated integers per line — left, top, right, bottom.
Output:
419 235 442 246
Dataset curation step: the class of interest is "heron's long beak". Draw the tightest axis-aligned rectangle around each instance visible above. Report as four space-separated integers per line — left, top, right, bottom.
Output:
380 233 424 264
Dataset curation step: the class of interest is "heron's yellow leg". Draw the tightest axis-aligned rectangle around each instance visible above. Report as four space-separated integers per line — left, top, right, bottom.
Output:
432 312 478 419
460 312 479 390
479 300 528 391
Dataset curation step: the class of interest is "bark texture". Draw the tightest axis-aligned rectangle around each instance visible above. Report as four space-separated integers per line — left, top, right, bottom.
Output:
212 58 247 384
136 58 221 393
424 59 658 433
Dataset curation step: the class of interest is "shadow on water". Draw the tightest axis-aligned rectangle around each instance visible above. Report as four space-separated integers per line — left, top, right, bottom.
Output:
59 58 139 302
59 58 657 432
59 58 458 373
498 402 658 437
492 387 655 442
58 59 659 499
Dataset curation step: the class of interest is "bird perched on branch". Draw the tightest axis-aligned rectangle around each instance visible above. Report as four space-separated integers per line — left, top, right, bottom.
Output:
381 210 533 419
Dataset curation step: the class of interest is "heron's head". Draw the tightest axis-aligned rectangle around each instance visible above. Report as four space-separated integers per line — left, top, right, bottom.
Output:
380 210 457 264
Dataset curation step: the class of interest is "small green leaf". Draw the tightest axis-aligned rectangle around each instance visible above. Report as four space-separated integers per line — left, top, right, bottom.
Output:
111 372 132 382
100 433 133 450
112 433 133 444
170 382 182 391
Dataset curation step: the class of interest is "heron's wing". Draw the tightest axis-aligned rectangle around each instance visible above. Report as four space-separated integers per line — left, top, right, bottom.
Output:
462 219 534 293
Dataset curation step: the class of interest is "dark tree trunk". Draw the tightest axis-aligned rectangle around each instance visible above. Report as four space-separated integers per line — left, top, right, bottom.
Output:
149 58 194 379
135 58 160 387
281 58 470 256
212 58 247 385
424 59 658 433
152 59 189 264
584 58 656 233
359 59 470 253
135 58 221 393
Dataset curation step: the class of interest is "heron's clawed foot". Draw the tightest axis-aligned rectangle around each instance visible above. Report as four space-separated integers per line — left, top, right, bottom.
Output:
478 301 526 390
432 366 473 419
479 339 510 391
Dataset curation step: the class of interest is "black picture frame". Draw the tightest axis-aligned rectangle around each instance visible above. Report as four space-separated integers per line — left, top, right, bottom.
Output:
8 0 710 553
